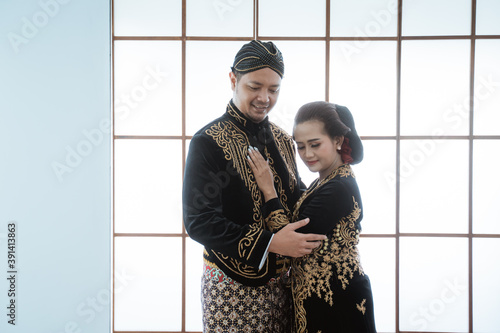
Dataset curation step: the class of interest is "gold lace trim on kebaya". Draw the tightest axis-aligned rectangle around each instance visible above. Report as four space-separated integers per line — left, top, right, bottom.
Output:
291 164 354 223
290 164 364 332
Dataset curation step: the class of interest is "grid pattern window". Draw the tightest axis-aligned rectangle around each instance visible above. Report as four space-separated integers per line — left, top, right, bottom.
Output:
112 1 500 332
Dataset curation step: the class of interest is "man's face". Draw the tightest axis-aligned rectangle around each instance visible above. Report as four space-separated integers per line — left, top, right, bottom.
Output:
230 67 282 124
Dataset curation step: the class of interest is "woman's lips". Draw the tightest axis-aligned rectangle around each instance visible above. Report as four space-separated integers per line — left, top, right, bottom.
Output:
306 160 318 166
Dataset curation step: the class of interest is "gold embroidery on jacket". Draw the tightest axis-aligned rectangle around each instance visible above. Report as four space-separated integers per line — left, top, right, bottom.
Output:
332 197 363 289
205 121 266 278
227 103 247 126
271 123 298 192
206 122 252 187
239 223 262 260
264 149 291 219
210 250 265 278
265 209 289 232
292 164 354 223
357 299 367 315
204 117 299 279
291 165 363 332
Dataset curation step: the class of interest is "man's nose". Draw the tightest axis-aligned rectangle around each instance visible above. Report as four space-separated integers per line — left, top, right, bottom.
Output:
257 90 269 103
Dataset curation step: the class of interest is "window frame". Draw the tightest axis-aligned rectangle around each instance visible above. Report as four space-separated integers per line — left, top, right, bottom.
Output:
111 1 500 332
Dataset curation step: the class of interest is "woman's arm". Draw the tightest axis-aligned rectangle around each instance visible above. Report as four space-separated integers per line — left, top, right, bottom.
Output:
247 146 277 202
297 180 354 235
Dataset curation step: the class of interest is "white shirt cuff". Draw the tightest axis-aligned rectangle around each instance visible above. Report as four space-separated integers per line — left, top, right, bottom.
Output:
258 234 274 270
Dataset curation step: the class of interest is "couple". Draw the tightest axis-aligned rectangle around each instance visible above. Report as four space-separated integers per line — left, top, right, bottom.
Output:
183 40 376 333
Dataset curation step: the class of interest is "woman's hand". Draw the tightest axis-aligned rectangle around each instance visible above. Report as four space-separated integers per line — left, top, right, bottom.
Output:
247 146 278 202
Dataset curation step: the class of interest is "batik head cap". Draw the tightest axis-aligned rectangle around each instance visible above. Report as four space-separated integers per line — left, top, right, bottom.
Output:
231 40 284 78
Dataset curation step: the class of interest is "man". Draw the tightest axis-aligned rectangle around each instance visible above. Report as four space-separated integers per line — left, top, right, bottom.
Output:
183 40 326 332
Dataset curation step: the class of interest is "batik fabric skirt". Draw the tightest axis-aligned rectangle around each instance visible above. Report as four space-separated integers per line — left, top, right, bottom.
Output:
201 261 292 333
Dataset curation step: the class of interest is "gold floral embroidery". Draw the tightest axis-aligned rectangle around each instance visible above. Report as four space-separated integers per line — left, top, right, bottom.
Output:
206 122 252 188
211 250 268 278
227 103 247 126
291 164 363 332
332 197 363 290
206 121 267 278
263 149 292 220
270 123 298 192
204 115 299 279
238 223 263 260
265 209 289 232
292 164 354 223
357 299 367 315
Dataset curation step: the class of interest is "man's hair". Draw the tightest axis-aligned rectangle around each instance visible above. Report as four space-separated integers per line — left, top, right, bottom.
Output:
232 69 244 82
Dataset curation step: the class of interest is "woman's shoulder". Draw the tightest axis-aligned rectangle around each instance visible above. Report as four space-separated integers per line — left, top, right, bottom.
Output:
319 170 358 193
310 171 361 207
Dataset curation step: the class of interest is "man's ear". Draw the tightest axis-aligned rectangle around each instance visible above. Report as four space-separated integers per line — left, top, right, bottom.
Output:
229 71 237 91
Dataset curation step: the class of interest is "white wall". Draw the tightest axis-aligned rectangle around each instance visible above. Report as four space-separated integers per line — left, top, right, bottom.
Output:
0 1 111 332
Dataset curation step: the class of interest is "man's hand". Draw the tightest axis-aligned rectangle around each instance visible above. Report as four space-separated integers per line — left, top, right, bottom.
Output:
268 218 327 257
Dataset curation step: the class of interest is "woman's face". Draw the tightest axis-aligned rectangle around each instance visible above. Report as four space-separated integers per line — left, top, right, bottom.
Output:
294 120 344 180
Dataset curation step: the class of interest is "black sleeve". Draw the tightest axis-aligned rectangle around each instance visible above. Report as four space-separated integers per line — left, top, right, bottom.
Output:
296 180 353 235
182 134 272 268
261 197 290 232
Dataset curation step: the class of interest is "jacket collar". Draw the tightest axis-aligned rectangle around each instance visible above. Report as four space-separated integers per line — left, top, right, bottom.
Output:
226 100 270 134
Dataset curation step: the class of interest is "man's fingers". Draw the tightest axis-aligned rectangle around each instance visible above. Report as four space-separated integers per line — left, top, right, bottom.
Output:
304 234 327 242
289 218 310 230
302 240 321 249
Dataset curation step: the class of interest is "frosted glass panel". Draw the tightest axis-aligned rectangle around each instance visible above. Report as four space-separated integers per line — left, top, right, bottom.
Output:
473 140 500 233
185 41 245 135
401 40 470 135
185 238 204 331
355 140 396 234
259 0 325 37
474 40 500 135
331 41 397 136
269 41 325 131
402 0 471 36
476 0 500 35
115 237 182 331
186 0 253 37
473 238 500 332
115 140 183 233
331 0 397 37
400 237 468 332
114 41 182 136
114 0 181 36
357 238 395 332
267 41 325 187
400 140 468 233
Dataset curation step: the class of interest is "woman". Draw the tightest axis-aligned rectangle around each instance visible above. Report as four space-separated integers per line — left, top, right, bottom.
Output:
247 101 376 332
